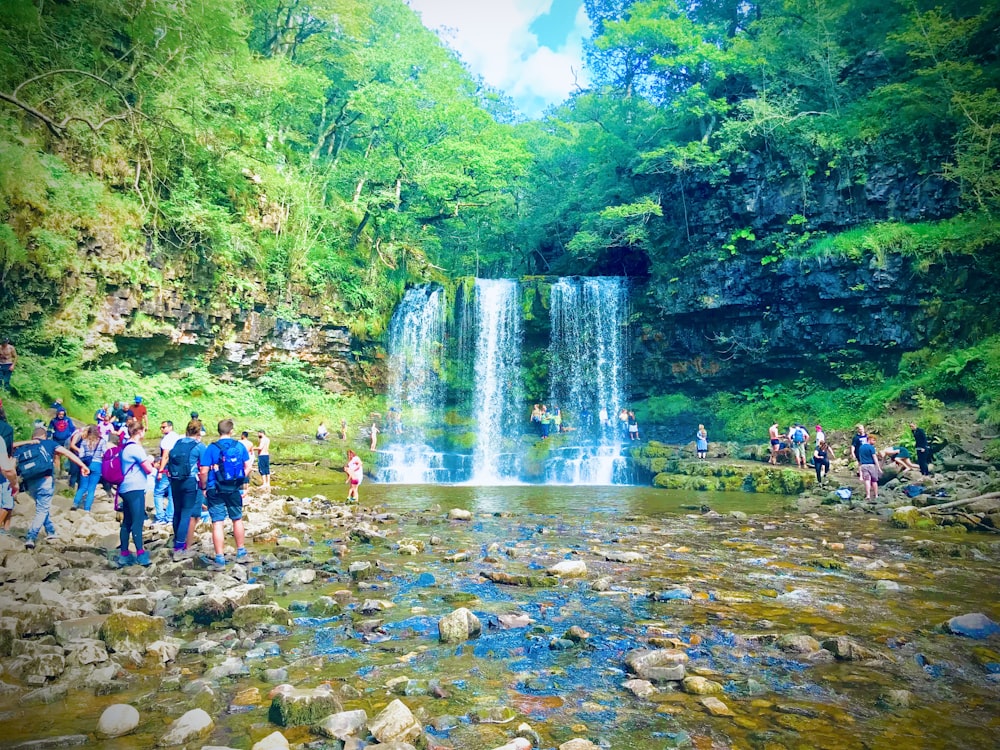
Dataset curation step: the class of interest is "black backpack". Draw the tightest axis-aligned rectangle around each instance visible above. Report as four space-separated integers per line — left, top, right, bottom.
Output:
167 438 198 480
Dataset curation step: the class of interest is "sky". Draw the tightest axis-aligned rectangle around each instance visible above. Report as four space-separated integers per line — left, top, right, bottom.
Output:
406 0 591 118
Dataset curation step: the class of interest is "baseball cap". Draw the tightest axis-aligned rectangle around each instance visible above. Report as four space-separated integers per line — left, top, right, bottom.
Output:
135 396 143 404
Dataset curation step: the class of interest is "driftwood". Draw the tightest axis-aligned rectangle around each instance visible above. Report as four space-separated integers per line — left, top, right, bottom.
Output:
924 491 1000 513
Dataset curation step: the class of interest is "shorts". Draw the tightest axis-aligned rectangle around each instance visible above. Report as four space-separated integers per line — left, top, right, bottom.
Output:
257 455 270 475
350 479 360 487
770 439 780 447
207 486 243 522
792 443 807 460
0 480 14 511
860 464 880 482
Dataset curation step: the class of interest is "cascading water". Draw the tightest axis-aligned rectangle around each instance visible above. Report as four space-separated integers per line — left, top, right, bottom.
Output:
545 277 630 485
470 278 523 483
376 285 452 483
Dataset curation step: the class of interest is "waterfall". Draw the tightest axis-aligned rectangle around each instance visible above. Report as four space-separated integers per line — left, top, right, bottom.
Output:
376 285 447 483
470 278 523 483
545 277 629 485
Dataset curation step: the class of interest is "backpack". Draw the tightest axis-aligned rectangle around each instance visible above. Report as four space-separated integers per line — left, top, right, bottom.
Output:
101 441 135 486
167 438 198 480
14 442 55 480
213 439 246 488
793 427 806 444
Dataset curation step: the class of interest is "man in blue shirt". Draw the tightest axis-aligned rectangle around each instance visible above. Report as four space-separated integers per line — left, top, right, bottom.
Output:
198 418 252 570
858 435 882 501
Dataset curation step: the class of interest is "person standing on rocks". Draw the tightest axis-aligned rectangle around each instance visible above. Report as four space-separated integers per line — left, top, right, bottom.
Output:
696 424 708 459
129 396 148 431
345 449 363 503
153 420 180 526
167 420 205 561
14 426 90 550
114 418 155 566
858 434 881 501
0 338 16 391
71 425 107 512
255 430 271 492
199 418 252 570
813 441 830 485
768 423 781 464
850 424 869 477
0 404 18 535
910 422 932 476
790 424 810 469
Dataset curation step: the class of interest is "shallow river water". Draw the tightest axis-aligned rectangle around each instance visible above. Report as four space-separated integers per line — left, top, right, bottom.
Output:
4 479 999 750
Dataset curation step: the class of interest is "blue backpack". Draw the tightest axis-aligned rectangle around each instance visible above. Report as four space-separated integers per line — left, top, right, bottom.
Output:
213 439 246 488
793 427 806 444
15 442 55 480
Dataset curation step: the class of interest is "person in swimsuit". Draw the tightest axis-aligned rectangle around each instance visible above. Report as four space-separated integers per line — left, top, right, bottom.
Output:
345 449 363 503
768 423 781 464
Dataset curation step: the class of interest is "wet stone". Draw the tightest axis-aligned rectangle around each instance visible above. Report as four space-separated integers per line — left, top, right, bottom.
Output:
682 676 724 695
700 696 735 717
945 613 999 639
625 649 688 682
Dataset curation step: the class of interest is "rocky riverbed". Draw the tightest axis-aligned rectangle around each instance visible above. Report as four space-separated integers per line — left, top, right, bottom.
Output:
0 475 998 750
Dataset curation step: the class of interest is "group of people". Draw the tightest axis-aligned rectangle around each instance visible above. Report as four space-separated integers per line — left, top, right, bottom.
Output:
528 404 641 441
4 393 278 570
767 420 933 500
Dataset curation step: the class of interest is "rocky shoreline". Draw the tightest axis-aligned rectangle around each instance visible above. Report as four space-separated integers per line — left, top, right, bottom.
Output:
0 470 998 749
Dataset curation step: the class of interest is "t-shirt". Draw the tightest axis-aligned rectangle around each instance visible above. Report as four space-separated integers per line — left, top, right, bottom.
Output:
199 438 250 490
160 430 181 458
131 404 148 424
118 441 150 494
858 442 877 465
79 438 107 466
0 436 14 482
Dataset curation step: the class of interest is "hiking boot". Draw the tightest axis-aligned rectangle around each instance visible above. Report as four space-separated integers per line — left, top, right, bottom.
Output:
116 553 136 568
136 551 151 567
209 554 228 571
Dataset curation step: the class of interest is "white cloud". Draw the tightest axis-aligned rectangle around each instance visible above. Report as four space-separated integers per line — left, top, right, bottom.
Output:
407 0 590 117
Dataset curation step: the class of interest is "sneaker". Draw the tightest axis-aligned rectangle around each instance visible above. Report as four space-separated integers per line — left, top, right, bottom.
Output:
24 538 36 550
235 548 252 564
116 553 135 568
136 551 151 567
70 506 79 512
210 554 228 571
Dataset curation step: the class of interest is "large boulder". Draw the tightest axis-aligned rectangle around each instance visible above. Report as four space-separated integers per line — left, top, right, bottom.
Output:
158 708 214 746
268 684 341 727
945 613 1000 639
315 709 369 741
99 611 166 653
369 699 422 744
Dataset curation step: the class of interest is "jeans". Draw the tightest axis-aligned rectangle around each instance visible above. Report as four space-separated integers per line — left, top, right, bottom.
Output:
118 489 146 554
170 477 199 549
153 472 173 523
25 476 57 541
916 447 931 475
73 460 103 511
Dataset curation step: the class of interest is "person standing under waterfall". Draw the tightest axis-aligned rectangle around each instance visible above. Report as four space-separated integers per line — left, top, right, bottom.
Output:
696 424 708 459
370 421 379 451
345 449 363 503
628 411 639 441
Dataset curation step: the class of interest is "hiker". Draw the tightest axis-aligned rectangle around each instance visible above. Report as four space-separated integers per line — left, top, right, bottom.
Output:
129 396 148 431
0 403 17 534
0 338 16 390
46 407 76 479
111 401 127 429
198 418 252 570
316 422 329 441
165 420 205 561
71 425 107 512
153 420 180 526
628 411 639 441
882 444 919 472
256 429 271 492
910 422 932 476
345 449 363 503
858 434 881 501
14 427 90 550
850 424 868 472
696 424 708 459
190 411 207 437
65 420 86 489
813 441 830 484
790 424 810 469
110 418 155 566
768 423 781 464
369 421 379 450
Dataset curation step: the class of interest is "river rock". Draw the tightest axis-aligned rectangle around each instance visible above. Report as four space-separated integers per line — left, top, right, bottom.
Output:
547 560 587 577
880 689 913 708
316 709 368 740
147 639 181 665
232 604 292 628
251 731 289 750
875 580 901 593
269 684 340 726
349 561 374 581
369 698 422 743
99 611 166 653
7 640 66 679
683 676 724 695
625 649 688 682
97 703 140 738
282 569 316 586
204 656 249 681
560 740 600 750
605 550 645 563
891 506 925 528
700 696 734 716
448 508 472 521
821 636 887 662
622 678 658 697
438 607 482 643
490 739 531 750
67 638 109 666
54 615 108 645
0 616 22 655
776 634 821 653
945 613 1000 639
158 708 214 746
